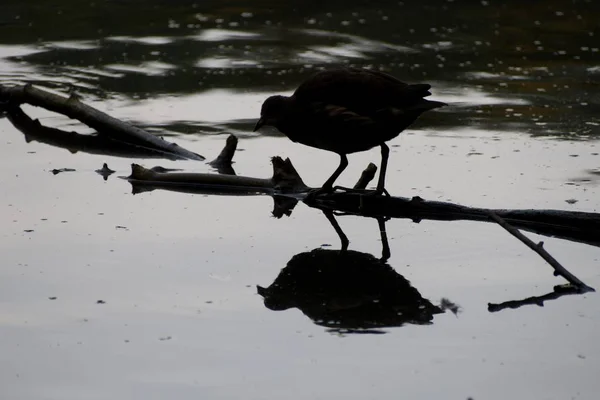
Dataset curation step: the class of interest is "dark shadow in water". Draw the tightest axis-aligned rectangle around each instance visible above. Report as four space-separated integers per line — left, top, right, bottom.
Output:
258 214 445 334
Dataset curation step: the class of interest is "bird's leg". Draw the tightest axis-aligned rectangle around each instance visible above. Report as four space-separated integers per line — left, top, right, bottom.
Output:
323 210 349 251
333 145 391 196
377 217 391 261
304 154 348 201
375 143 391 196
322 153 348 191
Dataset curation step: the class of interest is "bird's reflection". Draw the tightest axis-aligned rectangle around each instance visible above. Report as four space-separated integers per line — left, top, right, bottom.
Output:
258 214 444 333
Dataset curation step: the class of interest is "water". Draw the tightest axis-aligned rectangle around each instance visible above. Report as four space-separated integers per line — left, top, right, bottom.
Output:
1 1 599 399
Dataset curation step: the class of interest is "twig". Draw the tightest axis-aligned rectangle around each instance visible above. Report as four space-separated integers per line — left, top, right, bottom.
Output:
209 134 237 175
486 211 594 292
354 163 377 190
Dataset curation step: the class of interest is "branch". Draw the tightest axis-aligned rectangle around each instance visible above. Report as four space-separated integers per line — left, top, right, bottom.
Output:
306 192 600 248
209 134 237 175
486 211 594 292
0 84 204 161
127 156 309 195
4 105 185 160
353 163 377 190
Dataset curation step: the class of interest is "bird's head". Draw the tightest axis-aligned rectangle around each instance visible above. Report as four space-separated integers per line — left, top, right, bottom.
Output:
254 95 292 131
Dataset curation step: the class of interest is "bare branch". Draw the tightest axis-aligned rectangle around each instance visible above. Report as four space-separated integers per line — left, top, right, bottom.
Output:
354 163 377 190
0 84 204 161
486 211 594 292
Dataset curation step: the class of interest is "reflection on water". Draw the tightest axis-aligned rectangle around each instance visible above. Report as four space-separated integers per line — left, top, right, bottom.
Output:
258 248 444 334
0 0 598 138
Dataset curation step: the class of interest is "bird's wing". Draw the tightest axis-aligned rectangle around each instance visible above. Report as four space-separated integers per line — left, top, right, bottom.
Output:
293 68 434 114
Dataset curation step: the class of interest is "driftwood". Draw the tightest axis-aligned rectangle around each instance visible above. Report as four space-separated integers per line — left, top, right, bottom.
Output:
127 156 600 249
4 104 185 160
0 84 204 161
128 157 309 195
126 135 599 298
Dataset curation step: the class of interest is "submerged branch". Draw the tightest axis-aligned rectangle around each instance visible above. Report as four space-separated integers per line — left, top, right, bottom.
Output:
0 84 204 161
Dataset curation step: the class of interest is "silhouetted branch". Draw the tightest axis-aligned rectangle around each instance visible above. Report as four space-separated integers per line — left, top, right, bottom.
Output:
0 84 204 161
486 211 594 293
4 105 184 160
127 156 309 195
209 134 237 175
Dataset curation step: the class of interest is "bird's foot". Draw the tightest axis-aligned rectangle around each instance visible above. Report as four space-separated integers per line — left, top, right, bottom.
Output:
331 186 390 197
368 187 391 197
303 186 334 202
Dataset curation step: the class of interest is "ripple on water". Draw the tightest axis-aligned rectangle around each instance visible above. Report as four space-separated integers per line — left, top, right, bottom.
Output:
104 61 177 76
105 36 175 45
190 29 260 42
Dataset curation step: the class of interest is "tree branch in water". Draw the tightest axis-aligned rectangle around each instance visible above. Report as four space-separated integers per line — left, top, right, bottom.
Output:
0 84 204 161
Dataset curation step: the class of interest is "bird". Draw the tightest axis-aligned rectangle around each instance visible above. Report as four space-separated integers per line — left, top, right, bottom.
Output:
253 67 446 195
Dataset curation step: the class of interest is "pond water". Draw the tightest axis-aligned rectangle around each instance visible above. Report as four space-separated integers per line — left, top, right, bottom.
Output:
1 1 599 399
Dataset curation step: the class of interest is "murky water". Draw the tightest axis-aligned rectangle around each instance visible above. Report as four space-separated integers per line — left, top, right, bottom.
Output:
1 1 599 399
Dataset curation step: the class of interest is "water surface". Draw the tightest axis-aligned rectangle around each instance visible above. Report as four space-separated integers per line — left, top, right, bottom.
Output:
1 1 599 399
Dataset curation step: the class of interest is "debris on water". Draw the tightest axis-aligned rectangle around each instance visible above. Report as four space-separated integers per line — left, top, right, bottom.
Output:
23 229 34 233
321 243 332 247
96 300 106 304
115 225 128 230
159 336 172 341
48 296 57 300
565 199 579 204
440 298 461 315
95 163 115 180
50 168 76 175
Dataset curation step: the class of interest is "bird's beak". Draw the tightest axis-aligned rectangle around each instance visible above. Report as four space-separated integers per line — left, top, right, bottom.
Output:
253 117 266 132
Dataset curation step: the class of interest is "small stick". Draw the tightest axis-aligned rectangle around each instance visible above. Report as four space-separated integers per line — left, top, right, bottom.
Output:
209 134 238 175
354 163 377 190
487 211 594 293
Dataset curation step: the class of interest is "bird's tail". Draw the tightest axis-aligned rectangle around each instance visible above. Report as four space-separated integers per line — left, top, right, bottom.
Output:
420 99 447 110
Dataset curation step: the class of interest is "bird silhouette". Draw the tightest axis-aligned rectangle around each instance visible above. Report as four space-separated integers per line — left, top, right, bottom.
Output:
254 68 446 195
